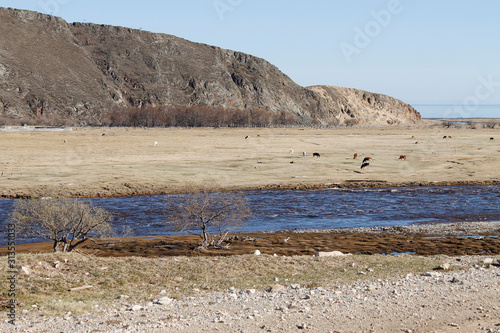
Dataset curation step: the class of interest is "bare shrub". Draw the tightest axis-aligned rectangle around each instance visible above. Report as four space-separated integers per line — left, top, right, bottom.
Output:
102 104 297 128
164 183 251 248
10 196 113 252
482 121 497 129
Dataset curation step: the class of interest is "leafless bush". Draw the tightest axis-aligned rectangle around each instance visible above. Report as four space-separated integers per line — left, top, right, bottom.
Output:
482 121 497 129
164 182 251 248
10 196 113 252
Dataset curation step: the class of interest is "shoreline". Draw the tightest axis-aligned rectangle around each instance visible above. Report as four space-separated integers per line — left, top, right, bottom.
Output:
2 221 499 257
2 179 500 199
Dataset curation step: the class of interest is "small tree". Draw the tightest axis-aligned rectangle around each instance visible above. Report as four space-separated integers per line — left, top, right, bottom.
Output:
165 183 251 248
10 197 113 252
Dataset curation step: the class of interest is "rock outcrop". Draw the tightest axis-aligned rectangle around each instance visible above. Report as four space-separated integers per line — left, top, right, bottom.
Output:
0 7 421 126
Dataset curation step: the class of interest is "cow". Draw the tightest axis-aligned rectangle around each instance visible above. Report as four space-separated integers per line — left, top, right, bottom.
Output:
361 162 370 169
399 155 407 160
362 157 372 163
154 141 159 146
289 149 294 155
313 152 320 158
490 137 494 140
353 153 358 159
245 136 249 139
443 136 447 139
303 151 307 158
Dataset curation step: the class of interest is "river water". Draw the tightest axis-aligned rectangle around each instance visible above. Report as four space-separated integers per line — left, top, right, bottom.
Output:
1 185 499 246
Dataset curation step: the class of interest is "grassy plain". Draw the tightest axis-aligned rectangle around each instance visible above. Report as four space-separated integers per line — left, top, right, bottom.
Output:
0 121 499 197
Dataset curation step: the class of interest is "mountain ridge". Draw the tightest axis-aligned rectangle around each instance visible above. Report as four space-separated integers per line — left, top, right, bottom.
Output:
0 7 421 126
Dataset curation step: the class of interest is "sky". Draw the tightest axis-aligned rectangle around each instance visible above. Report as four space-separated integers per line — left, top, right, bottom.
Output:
1 0 500 118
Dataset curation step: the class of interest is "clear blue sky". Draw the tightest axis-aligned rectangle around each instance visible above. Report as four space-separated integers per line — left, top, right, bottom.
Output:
2 0 500 117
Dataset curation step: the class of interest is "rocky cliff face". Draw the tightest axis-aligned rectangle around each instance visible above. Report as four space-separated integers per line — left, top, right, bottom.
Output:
0 7 421 126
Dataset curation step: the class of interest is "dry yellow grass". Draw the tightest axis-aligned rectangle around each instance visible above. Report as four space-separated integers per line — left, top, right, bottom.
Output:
0 252 444 315
0 123 499 197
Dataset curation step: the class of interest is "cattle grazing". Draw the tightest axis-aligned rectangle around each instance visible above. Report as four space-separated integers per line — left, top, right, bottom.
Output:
154 141 159 146
290 161 294 164
353 153 358 159
399 155 407 160
64 139 67 144
361 162 370 169
289 149 294 155
313 152 320 158
490 137 494 140
303 151 307 158
362 157 372 163
415 141 420 144
411 135 415 139
443 136 447 139
448 135 452 138
102 133 106 136
245 136 249 139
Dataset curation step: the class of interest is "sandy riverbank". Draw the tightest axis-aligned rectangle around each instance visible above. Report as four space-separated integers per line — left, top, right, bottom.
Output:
0 124 499 198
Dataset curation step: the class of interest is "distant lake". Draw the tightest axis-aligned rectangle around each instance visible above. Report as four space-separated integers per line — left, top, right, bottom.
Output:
413 104 500 118
1 185 499 247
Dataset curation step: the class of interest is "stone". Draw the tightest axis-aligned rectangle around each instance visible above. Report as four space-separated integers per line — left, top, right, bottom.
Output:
156 297 173 305
268 284 285 293
436 263 451 270
129 305 142 311
20 266 30 275
254 250 261 255
314 251 346 257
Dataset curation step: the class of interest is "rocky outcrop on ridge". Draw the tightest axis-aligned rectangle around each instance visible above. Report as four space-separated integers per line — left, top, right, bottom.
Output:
0 7 421 126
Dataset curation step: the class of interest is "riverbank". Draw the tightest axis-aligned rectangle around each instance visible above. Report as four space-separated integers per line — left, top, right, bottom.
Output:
0 126 499 198
1 251 499 332
2 221 499 258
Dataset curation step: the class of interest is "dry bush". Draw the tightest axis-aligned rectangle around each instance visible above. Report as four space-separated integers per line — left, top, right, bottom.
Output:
10 197 113 252
101 104 297 128
164 182 251 248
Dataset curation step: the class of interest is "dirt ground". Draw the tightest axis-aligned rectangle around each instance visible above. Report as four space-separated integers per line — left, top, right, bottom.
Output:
0 122 499 198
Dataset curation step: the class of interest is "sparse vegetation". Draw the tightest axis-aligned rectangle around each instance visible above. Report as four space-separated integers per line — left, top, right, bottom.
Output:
0 252 447 315
101 105 298 128
10 196 113 252
164 182 251 248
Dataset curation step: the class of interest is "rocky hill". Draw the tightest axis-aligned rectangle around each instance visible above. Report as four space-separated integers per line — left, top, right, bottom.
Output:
0 7 421 126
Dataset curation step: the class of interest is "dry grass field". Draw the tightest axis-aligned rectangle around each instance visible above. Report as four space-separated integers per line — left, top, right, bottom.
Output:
0 122 499 197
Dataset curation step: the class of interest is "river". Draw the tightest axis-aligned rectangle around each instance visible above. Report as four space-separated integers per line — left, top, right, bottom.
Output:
1 185 499 246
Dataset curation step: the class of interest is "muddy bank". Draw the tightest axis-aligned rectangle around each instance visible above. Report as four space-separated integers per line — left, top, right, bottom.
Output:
2 222 499 258
2 179 500 199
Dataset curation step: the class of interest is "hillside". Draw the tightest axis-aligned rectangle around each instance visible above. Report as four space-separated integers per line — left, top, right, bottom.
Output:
0 7 421 126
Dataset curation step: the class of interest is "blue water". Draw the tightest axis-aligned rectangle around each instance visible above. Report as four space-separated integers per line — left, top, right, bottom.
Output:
1 185 499 246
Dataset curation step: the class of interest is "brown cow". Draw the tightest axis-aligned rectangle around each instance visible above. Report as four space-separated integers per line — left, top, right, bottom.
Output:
353 153 358 159
399 155 407 160
362 157 372 163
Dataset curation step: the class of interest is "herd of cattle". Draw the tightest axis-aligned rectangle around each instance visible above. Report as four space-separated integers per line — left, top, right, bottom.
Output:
245 134 495 171
282 136 415 170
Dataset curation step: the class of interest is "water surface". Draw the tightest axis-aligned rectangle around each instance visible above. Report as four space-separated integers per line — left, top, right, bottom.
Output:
1 185 499 246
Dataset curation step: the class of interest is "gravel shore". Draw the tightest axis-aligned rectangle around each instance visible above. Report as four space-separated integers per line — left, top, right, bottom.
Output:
2 255 499 333
2 222 499 333
292 221 500 236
